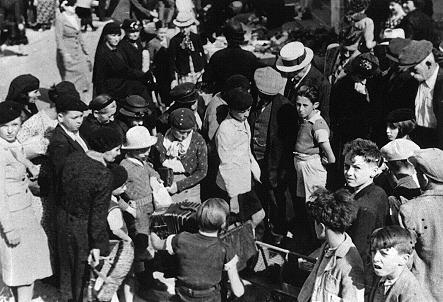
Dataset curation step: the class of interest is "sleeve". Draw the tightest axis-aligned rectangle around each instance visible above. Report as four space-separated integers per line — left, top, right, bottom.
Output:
215 122 238 197
223 242 237 271
176 136 208 192
48 137 74 178
168 37 179 79
348 207 376 268
202 56 215 85
340 255 365 302
0 154 14 233
78 23 89 55
147 164 161 180
55 16 68 57
89 170 112 254
313 120 330 144
107 208 124 231
110 50 145 80
166 234 177 255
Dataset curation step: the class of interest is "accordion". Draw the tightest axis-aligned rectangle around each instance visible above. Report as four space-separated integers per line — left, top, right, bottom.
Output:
151 201 200 238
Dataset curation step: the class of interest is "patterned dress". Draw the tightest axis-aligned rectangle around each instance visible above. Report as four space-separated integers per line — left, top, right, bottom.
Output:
36 0 56 26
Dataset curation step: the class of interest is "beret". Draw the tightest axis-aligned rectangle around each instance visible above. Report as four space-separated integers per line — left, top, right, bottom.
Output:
89 94 116 111
120 95 150 117
254 67 285 95
226 88 253 111
169 83 198 104
0 101 24 124
102 21 121 36
55 93 88 113
381 139 420 161
409 148 443 183
169 108 196 130
386 108 415 123
398 40 433 67
110 165 128 190
122 19 141 32
88 127 123 153
5 74 40 104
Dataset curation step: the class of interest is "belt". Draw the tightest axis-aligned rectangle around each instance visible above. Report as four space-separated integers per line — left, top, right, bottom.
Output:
176 282 219 297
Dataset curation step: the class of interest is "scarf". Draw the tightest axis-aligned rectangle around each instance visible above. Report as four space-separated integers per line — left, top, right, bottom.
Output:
162 129 193 173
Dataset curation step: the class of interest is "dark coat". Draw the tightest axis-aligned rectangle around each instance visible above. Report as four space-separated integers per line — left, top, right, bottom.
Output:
203 45 261 93
79 115 123 145
169 32 206 78
283 64 331 123
118 37 143 72
399 9 439 46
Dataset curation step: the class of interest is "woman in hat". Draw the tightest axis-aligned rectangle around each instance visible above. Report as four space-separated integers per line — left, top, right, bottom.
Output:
169 11 206 87
152 108 208 204
5 74 41 121
55 0 92 96
0 101 52 302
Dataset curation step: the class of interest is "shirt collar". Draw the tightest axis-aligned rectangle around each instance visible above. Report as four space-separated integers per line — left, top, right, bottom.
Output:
424 65 439 88
126 156 145 167
199 230 218 237
59 123 79 140
306 110 322 124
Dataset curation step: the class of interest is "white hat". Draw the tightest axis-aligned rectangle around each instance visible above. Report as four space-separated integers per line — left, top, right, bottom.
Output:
173 11 195 28
380 139 420 162
122 126 157 150
276 42 313 73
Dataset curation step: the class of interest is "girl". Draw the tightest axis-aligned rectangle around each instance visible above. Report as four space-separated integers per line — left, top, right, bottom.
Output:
386 108 417 141
151 198 244 302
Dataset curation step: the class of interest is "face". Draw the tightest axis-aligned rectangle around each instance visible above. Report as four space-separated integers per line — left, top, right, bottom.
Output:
171 127 193 142
58 110 84 133
389 2 404 14
94 101 117 124
296 96 318 119
103 145 121 163
131 147 151 161
112 184 127 196
158 28 167 40
314 221 326 240
27 89 41 103
344 155 378 190
410 55 434 82
340 43 359 59
386 125 399 141
0 117 21 142
230 107 251 122
285 65 309 82
372 247 408 278
180 26 192 35
127 31 140 41
106 33 121 47
402 0 415 13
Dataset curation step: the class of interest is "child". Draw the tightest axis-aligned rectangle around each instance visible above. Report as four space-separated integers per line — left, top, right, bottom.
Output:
298 188 364 302
346 0 376 51
151 198 244 301
343 139 389 271
215 88 265 229
368 226 433 301
109 166 134 302
294 85 335 202
385 108 417 141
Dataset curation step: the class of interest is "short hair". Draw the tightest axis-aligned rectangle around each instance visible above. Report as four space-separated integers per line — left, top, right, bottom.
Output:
370 226 414 255
343 138 383 167
196 198 229 232
296 85 320 105
387 120 416 138
307 188 357 233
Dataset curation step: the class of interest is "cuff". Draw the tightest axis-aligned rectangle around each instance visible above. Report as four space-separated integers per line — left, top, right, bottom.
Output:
165 234 175 255
224 255 239 271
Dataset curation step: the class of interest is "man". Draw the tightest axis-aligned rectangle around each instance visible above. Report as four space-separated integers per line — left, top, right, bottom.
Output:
248 67 298 237
399 148 443 302
393 39 443 148
277 41 331 123
203 19 261 93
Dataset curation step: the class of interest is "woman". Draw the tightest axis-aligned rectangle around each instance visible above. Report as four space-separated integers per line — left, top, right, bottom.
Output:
152 108 207 204
5 74 41 121
36 0 56 31
55 0 91 95
93 21 149 100
0 0 28 56
380 0 406 39
0 101 52 302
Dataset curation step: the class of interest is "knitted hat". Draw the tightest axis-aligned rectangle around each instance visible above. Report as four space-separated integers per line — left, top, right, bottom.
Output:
119 95 150 118
88 127 123 153
55 94 88 113
226 88 253 111
122 19 141 32
89 94 116 111
398 40 433 67
351 53 380 78
0 101 24 124
110 165 128 190
386 108 415 123
386 38 412 63
102 21 122 35
48 81 80 104
169 108 196 130
381 139 420 162
254 67 285 95
5 74 40 104
409 148 443 183
169 83 198 104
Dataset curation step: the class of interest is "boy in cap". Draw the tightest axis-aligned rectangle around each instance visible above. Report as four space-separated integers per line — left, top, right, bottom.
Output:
399 148 443 302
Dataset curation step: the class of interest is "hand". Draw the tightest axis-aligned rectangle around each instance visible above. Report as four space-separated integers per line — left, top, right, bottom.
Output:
170 79 178 89
88 248 100 267
166 182 178 195
230 196 240 214
5 229 20 246
28 164 40 179
18 23 25 31
150 232 163 250
127 206 137 218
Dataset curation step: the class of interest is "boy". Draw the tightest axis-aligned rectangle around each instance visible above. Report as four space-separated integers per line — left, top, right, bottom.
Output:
343 139 388 269
298 188 364 302
368 226 433 301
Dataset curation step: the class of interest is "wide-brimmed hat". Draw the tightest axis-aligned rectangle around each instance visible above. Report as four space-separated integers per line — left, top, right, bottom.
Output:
276 42 313 73
122 126 157 149
119 95 149 118
398 40 433 67
173 11 195 27
254 67 285 95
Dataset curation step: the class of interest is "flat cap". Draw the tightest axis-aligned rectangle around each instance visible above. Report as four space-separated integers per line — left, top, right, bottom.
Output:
386 38 412 63
398 40 433 67
409 148 443 183
254 67 285 95
169 83 198 104
381 139 420 162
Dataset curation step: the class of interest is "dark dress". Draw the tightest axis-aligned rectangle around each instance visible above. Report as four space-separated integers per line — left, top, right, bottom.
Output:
57 151 112 301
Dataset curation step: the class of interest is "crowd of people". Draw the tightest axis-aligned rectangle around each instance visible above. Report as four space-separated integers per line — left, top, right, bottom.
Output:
1 0 443 301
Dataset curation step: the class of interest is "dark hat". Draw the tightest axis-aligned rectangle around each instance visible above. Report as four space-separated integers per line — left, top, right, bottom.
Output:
89 94 116 111
55 93 88 113
88 127 123 153
351 53 380 78
5 74 40 104
223 19 245 43
110 165 128 190
169 83 198 104
226 88 253 111
122 19 141 32
398 40 433 67
386 38 412 63
386 108 415 123
347 0 369 14
0 101 24 124
409 148 443 183
102 21 122 36
119 95 149 117
48 81 80 104
169 108 196 130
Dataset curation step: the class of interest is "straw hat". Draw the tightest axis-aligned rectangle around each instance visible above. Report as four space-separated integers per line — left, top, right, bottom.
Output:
276 42 313 73
122 126 157 150
173 11 195 28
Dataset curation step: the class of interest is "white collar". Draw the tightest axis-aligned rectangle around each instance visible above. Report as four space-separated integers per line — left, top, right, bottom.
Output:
126 156 145 167
424 65 439 89
59 123 79 140
199 230 218 237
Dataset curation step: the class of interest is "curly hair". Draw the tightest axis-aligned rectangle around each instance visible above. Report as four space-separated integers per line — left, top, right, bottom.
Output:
307 188 357 233
297 85 320 105
343 138 382 167
370 225 415 255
